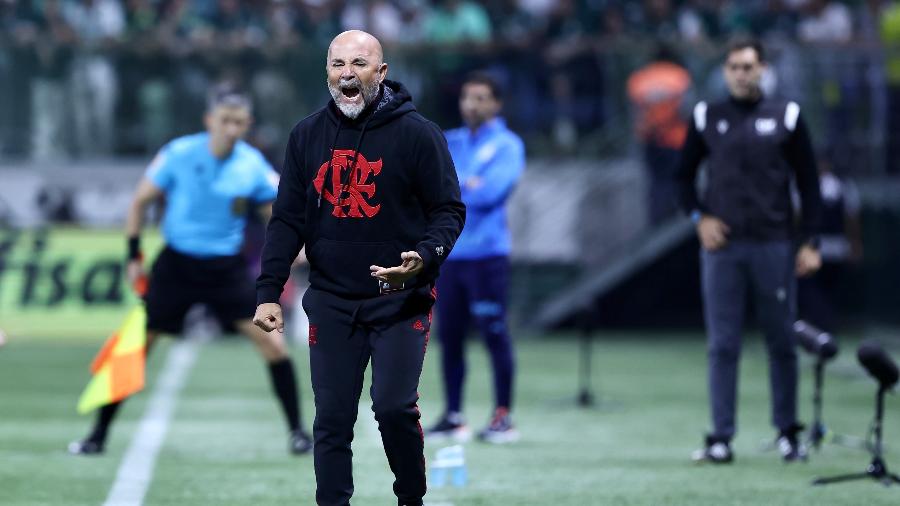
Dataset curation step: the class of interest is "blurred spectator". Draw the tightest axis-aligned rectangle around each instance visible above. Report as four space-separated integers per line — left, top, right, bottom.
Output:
0 0 893 169
341 0 406 44
484 0 541 47
638 0 679 40
297 0 343 47
63 0 125 157
797 0 854 168
627 45 691 224
0 1 13 155
428 72 526 444
856 0 887 170
881 1 900 173
677 0 725 43
20 0 77 161
797 0 852 43
211 0 258 48
540 0 603 152
248 0 306 164
423 0 492 44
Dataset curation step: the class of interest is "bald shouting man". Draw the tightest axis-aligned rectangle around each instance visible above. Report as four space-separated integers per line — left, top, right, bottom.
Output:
254 31 465 505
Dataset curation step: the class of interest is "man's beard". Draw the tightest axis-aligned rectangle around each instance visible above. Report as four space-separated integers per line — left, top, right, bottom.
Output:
328 78 381 119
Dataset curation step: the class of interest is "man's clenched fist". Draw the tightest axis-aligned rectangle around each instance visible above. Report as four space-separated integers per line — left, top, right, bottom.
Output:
254 303 284 333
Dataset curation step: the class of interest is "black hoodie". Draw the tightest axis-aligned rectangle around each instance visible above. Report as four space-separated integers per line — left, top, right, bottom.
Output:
256 80 465 303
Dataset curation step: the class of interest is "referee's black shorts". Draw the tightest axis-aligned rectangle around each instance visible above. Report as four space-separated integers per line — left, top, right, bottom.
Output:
144 246 257 334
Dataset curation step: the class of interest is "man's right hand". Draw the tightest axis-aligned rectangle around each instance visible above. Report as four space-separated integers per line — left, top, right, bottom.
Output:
253 303 284 333
697 215 730 251
126 259 146 293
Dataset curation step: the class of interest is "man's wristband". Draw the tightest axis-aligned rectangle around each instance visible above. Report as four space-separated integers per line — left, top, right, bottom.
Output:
127 237 141 261
690 210 703 224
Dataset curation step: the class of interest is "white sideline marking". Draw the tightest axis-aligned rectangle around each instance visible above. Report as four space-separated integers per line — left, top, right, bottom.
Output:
103 339 201 506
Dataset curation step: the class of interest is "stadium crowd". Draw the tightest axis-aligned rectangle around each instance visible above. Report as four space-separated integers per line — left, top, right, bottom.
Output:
0 0 896 166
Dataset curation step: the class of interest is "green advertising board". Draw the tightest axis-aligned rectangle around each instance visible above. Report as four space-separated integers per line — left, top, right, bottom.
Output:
0 227 162 340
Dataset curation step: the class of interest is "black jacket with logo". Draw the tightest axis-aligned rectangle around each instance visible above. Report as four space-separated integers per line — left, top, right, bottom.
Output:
257 80 465 303
676 95 822 243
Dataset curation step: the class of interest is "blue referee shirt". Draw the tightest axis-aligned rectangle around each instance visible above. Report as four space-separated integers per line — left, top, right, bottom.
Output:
146 133 278 257
444 118 525 260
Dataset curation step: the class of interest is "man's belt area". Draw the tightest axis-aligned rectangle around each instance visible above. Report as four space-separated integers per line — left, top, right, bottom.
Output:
377 279 405 295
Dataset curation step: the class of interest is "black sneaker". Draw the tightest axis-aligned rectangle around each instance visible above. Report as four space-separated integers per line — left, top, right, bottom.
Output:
476 407 520 444
426 412 471 442
777 424 807 462
67 439 104 456
691 435 733 464
289 429 313 455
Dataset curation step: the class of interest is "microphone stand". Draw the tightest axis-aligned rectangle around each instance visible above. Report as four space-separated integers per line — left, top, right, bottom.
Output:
545 305 618 411
813 386 900 486
807 357 866 451
577 306 595 407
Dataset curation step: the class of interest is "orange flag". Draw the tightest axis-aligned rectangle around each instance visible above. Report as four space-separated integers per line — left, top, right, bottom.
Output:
77 305 147 414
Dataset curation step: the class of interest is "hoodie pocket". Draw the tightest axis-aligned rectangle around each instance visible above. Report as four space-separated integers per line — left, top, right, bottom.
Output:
307 238 404 297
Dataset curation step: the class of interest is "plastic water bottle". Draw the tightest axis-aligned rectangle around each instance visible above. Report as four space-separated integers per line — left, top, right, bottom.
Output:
429 445 467 488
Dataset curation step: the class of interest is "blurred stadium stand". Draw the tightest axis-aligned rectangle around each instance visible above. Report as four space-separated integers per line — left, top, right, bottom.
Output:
3 0 900 334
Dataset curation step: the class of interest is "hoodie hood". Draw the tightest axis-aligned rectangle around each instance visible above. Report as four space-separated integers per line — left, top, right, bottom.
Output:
326 80 416 129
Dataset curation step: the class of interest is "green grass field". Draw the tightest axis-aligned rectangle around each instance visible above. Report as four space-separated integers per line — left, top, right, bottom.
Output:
2 331 899 505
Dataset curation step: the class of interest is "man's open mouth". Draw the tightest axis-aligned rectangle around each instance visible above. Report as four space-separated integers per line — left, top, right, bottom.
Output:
341 86 360 99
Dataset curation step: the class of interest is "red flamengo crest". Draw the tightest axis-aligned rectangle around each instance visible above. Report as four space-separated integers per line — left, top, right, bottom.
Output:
314 149 383 218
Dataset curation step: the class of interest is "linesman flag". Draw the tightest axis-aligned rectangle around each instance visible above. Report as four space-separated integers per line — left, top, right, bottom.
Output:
77 305 147 414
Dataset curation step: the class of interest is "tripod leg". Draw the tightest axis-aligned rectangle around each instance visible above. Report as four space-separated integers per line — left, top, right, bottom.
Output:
812 472 872 486
890 474 900 484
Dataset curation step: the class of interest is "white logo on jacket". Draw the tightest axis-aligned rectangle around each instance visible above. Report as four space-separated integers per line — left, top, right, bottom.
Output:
755 118 777 135
475 143 498 164
717 120 729 134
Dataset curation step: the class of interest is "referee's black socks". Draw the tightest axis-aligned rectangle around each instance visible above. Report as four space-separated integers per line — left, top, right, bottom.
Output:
88 401 122 445
267 358 302 433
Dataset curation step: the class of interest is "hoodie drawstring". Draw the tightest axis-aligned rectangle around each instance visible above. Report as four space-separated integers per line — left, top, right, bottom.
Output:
340 114 374 197
317 112 374 217
318 121 343 209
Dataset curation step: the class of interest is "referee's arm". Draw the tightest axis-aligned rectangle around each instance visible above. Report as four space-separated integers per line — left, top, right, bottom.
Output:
257 128 308 306
125 178 164 239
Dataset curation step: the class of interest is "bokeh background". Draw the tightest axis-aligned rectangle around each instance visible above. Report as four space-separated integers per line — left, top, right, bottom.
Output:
2 1 900 505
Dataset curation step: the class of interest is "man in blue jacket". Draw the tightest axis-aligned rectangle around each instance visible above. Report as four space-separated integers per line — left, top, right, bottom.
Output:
426 73 525 444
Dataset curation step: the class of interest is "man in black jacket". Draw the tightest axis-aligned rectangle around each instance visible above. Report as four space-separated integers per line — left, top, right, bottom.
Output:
677 37 822 464
253 30 465 506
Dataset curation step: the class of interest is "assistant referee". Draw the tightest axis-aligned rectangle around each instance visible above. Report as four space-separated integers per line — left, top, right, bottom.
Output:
69 83 312 456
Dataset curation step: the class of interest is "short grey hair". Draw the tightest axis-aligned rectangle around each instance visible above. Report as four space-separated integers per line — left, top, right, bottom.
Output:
207 82 253 113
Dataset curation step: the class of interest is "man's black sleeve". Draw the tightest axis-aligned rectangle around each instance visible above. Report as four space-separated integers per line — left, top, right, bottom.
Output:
783 112 822 244
675 115 709 214
412 121 466 278
256 127 307 305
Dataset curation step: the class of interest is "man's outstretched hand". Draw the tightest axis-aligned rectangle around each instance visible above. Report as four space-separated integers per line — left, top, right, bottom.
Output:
370 251 424 286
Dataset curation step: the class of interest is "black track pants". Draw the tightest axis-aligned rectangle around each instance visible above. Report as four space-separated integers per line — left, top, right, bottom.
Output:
303 287 432 506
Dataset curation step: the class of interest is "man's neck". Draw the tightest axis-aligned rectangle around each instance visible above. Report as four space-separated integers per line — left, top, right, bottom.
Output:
731 89 762 104
468 117 497 135
209 138 233 160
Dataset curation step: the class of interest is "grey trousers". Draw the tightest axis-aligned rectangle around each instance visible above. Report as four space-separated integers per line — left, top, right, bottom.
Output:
701 240 798 441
